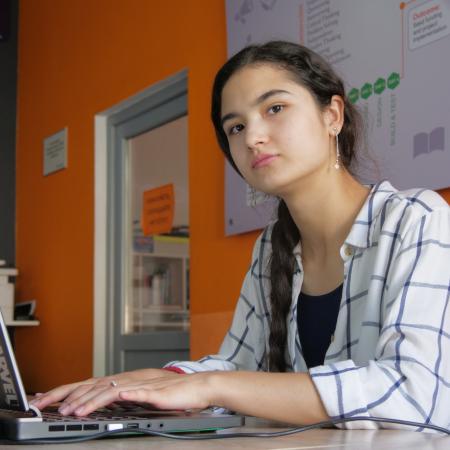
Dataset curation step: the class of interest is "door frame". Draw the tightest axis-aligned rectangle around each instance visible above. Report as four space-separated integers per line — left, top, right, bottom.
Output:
93 70 188 376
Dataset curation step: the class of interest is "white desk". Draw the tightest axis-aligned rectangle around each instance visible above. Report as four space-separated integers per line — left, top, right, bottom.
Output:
0 418 449 449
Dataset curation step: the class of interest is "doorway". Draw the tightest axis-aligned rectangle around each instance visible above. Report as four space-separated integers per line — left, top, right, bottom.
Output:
94 71 189 375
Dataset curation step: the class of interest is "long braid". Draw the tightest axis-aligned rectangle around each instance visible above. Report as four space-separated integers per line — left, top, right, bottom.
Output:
268 200 299 372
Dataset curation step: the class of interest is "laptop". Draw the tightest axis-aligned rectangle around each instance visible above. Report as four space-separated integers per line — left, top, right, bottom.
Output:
0 311 243 441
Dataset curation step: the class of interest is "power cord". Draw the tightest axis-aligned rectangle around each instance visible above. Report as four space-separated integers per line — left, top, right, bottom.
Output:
3 415 450 445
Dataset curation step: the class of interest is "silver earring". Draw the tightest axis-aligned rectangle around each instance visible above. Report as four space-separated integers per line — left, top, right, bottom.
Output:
333 127 340 170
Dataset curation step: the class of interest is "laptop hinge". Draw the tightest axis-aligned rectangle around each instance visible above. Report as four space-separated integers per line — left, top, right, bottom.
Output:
28 404 43 418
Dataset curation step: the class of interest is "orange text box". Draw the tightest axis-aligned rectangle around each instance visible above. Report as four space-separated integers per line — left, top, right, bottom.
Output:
141 184 174 236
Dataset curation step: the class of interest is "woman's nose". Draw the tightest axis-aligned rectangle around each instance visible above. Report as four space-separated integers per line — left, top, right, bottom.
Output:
245 121 269 150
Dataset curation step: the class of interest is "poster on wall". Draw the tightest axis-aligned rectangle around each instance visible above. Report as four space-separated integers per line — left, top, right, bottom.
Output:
141 184 175 236
224 0 450 235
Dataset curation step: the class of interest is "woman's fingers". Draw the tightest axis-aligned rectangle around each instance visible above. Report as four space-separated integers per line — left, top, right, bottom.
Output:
29 381 90 409
58 382 108 410
60 379 166 416
69 386 128 416
59 384 116 415
66 377 186 416
29 369 182 414
30 376 110 410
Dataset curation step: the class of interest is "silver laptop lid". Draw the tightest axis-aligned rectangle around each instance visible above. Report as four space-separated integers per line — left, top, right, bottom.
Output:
0 309 29 412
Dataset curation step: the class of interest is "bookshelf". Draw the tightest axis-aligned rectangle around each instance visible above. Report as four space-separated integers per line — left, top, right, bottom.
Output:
129 235 189 332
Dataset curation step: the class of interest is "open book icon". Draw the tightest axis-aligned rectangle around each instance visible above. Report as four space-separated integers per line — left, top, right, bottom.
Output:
413 127 445 158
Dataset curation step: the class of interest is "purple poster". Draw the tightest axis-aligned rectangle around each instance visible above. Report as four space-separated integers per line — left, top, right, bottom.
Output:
225 0 450 235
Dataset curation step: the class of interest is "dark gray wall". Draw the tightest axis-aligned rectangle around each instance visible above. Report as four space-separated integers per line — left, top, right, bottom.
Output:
0 0 17 265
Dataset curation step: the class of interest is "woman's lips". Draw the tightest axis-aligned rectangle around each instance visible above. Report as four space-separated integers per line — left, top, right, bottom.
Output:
252 154 278 169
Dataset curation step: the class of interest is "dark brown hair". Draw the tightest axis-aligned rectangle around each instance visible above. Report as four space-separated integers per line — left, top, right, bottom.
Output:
211 41 362 372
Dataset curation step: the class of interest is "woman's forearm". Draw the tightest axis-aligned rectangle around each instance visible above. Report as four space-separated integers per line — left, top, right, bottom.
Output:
207 371 329 425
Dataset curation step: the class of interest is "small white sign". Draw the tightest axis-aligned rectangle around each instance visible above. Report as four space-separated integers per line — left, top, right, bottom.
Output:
409 0 450 50
43 128 68 176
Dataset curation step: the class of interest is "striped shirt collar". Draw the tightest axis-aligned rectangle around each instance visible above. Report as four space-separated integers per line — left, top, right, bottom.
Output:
344 180 396 250
292 180 396 260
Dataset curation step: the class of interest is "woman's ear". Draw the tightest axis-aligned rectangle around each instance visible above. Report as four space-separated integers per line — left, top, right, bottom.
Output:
325 95 345 133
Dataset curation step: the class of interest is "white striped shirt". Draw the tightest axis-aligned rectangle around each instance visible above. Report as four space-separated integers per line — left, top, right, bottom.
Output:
168 181 450 431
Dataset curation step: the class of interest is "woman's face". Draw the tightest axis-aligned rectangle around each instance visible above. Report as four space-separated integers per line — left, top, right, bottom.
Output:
220 64 338 197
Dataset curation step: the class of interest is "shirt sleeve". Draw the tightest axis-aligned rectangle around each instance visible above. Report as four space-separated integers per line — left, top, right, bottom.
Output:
164 229 271 374
310 207 450 431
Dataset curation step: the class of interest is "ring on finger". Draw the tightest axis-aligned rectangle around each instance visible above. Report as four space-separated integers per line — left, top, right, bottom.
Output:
110 380 118 387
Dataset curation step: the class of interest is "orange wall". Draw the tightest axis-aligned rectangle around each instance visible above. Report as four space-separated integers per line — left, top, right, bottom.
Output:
15 0 258 392
14 0 450 392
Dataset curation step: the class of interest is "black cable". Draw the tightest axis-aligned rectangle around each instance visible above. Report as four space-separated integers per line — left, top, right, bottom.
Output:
2 415 450 445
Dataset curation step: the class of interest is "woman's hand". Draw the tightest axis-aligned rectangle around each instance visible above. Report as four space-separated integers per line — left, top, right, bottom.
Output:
29 368 182 415
72 373 214 417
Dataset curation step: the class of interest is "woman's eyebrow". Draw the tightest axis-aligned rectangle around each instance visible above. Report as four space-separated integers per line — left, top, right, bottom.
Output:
221 89 292 127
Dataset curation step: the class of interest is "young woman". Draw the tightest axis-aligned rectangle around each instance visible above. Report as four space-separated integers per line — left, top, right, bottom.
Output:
32 41 450 431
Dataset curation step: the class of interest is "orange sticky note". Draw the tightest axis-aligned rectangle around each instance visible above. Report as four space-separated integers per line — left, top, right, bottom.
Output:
141 184 174 236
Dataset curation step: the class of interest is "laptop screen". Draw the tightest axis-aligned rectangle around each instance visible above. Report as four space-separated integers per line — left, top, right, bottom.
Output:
0 310 29 411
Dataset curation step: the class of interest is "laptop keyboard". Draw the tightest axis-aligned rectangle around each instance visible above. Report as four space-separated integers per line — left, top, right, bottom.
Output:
42 410 144 422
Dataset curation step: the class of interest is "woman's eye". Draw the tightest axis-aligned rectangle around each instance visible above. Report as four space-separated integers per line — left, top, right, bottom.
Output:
268 104 283 114
229 124 244 135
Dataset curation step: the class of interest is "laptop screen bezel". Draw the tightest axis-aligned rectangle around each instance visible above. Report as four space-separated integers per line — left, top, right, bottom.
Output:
0 309 30 411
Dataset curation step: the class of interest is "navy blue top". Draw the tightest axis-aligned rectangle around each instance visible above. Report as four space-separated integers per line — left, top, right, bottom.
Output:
297 284 343 369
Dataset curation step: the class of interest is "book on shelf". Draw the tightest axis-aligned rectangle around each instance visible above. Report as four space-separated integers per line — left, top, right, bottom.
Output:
148 267 171 307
